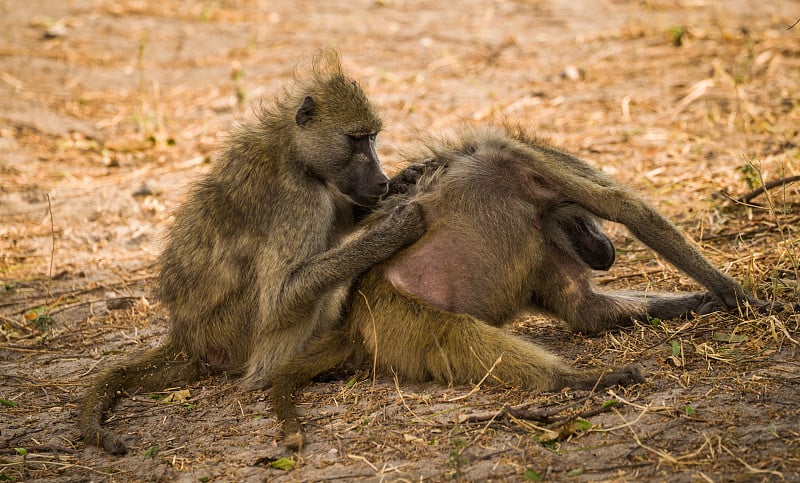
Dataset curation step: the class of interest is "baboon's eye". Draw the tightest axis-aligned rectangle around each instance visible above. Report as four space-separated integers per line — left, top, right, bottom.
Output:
347 134 365 141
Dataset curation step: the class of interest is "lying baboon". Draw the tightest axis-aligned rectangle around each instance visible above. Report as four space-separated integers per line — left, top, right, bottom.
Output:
272 125 760 449
80 51 426 454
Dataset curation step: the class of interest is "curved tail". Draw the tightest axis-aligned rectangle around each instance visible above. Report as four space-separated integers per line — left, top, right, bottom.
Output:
79 344 205 454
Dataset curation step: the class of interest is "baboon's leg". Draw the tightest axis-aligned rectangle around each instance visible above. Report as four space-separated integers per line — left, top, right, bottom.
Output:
271 328 356 450
567 290 709 335
272 201 424 321
354 278 643 391
531 252 709 334
417 311 643 391
80 345 205 454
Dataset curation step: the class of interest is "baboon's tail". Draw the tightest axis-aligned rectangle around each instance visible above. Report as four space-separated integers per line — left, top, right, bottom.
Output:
79 344 205 454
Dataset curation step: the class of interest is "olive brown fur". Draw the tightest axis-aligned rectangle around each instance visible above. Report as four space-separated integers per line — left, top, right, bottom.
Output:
79 51 425 454
272 125 761 450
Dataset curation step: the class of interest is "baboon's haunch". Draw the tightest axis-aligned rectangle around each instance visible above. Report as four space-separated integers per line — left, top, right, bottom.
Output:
272 126 759 450
80 51 425 454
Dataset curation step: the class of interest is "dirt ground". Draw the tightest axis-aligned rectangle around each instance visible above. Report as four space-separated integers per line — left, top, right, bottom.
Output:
1 0 799 481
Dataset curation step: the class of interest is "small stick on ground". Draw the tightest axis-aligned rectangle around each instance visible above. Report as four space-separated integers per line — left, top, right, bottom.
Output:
736 175 800 204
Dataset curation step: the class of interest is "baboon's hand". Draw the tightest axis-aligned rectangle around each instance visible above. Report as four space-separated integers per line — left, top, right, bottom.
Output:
698 290 784 315
386 158 446 196
380 201 426 247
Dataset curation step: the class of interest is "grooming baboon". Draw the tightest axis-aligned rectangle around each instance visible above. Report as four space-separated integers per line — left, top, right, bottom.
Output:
272 125 759 449
80 51 426 454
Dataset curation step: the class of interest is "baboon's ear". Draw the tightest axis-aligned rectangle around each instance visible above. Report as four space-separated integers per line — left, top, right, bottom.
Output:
295 96 317 126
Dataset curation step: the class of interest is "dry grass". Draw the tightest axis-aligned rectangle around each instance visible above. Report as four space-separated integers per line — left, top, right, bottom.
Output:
1 0 798 481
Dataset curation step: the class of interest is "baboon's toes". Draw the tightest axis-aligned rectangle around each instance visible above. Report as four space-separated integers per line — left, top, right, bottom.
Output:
601 364 644 388
283 431 305 451
696 292 721 315
100 431 128 455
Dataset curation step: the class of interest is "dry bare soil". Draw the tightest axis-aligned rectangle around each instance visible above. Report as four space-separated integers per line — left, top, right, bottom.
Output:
1 0 799 481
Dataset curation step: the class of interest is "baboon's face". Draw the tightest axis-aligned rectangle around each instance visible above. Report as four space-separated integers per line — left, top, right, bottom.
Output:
294 86 387 208
335 133 389 207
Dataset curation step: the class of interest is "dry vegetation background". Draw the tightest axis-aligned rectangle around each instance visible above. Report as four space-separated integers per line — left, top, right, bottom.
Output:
1 0 799 481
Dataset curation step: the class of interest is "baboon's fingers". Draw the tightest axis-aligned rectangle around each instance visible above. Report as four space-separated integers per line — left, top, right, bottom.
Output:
696 292 722 315
751 298 787 314
102 433 128 455
383 201 426 243
386 159 437 196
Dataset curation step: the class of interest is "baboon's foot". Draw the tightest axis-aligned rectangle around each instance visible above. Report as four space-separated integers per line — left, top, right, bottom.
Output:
598 364 644 389
696 292 724 315
282 430 305 451
86 428 128 455
697 292 788 316
571 364 644 391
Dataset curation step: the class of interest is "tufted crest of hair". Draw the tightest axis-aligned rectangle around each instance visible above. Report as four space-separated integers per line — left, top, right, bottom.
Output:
254 49 382 137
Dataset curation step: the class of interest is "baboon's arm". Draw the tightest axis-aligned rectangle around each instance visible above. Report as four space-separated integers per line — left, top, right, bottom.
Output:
273 202 425 324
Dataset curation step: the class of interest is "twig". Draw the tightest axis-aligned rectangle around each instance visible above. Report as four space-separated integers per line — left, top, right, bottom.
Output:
4 273 155 313
46 193 55 309
612 407 679 464
700 220 797 241
46 298 122 315
78 357 106 377
447 350 503 402
719 441 784 479
462 394 596 423
0 313 27 330
347 454 378 472
788 18 800 30
391 369 425 424
737 175 800 204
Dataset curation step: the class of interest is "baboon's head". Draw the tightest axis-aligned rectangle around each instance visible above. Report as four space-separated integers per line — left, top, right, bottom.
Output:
290 58 387 208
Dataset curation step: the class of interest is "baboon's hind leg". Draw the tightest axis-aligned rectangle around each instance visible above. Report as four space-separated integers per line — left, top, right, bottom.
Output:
534 267 710 335
271 328 356 450
570 290 710 335
422 316 644 391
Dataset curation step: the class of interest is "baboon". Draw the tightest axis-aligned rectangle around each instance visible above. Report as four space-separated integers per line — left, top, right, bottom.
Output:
79 51 427 454
272 125 761 449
